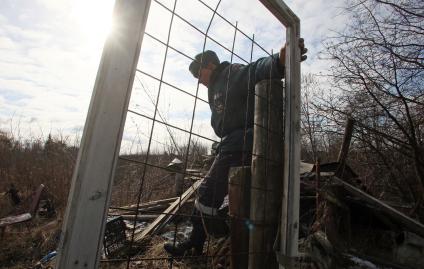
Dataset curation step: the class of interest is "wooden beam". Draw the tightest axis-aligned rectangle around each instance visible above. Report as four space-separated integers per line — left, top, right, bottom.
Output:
120 214 158 222
110 197 178 211
315 159 321 211
336 118 355 177
109 198 195 215
333 176 424 238
337 118 355 163
109 204 170 215
133 180 202 242
55 1 152 268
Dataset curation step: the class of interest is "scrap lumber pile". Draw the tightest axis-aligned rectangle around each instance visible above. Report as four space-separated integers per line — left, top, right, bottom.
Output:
102 119 424 268
103 167 204 258
297 119 424 268
132 179 202 242
299 163 424 269
108 197 181 222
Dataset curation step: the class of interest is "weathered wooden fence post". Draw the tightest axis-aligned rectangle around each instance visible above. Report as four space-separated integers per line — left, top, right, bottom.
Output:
336 118 355 177
249 80 284 269
229 166 251 269
167 158 184 197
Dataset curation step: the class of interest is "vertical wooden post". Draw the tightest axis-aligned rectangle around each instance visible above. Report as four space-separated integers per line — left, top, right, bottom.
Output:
55 1 151 268
167 158 184 197
315 159 321 213
249 80 284 269
228 167 251 269
336 118 355 177
174 172 184 197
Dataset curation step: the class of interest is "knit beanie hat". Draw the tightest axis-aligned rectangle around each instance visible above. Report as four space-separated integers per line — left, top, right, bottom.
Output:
189 50 220 78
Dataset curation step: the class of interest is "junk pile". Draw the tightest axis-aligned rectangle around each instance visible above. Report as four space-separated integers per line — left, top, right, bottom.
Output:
299 162 424 269
101 122 424 269
103 158 424 268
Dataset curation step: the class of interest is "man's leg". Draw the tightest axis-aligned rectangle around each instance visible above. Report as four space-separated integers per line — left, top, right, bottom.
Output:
164 152 250 256
163 208 205 256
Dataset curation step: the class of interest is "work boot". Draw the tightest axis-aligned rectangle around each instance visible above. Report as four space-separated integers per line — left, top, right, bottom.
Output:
164 209 206 257
163 240 203 257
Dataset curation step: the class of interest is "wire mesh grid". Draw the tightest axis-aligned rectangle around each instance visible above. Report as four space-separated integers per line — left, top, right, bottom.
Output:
103 0 289 268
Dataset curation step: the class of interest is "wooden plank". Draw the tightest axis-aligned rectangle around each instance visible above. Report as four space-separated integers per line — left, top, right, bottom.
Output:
336 118 355 177
333 176 424 238
0 213 32 227
110 197 178 210
55 1 152 268
300 162 314 174
133 180 202 242
109 204 170 215
337 118 355 164
315 160 321 211
120 214 158 222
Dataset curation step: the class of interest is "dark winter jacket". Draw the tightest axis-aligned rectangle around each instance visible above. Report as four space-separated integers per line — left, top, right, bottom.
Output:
208 53 284 152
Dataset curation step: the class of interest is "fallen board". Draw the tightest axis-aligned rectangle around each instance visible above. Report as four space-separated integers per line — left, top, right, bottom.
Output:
0 213 32 226
113 197 178 210
333 176 424 238
133 180 202 242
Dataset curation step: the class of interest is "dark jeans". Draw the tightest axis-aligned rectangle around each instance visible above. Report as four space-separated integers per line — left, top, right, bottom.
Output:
189 151 251 248
197 151 251 210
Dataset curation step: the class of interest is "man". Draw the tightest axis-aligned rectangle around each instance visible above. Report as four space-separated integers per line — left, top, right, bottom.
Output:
6 183 21 205
164 40 307 256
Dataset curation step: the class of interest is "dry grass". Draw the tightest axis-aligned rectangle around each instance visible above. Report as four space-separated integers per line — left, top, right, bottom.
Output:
98 236 230 269
0 129 209 268
0 132 76 211
0 218 61 268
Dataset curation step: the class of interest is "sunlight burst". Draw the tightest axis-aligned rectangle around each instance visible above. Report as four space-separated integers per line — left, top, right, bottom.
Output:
71 0 115 46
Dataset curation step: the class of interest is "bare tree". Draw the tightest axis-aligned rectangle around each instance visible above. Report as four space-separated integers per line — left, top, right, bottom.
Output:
300 74 341 162
321 0 424 214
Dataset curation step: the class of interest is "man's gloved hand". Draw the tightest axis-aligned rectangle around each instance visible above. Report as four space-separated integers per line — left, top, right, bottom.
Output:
279 38 308 66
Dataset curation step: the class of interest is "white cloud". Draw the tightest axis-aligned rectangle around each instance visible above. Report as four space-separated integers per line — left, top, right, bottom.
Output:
0 36 16 49
0 0 349 153
0 0 108 140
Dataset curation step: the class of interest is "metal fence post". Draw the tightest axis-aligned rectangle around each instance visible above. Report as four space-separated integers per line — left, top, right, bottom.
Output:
55 1 151 268
259 1 301 268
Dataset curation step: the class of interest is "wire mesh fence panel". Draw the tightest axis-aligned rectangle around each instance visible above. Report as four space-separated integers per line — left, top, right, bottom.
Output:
96 0 297 268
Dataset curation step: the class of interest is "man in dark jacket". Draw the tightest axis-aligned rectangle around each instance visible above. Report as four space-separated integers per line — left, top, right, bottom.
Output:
164 40 307 257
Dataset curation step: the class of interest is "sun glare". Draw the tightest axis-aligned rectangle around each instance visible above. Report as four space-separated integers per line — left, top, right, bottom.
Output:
71 0 115 46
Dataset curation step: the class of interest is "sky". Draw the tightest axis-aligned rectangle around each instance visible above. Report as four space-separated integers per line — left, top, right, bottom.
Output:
0 0 348 154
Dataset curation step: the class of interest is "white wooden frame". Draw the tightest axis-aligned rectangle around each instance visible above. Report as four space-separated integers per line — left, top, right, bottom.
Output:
55 0 299 268
260 1 301 268
55 0 151 268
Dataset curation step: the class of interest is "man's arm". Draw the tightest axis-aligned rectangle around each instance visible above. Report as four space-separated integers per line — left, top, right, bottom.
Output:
252 53 285 82
251 38 308 83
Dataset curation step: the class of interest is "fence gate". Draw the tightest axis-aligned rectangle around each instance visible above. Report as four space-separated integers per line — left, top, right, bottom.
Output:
56 0 300 268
